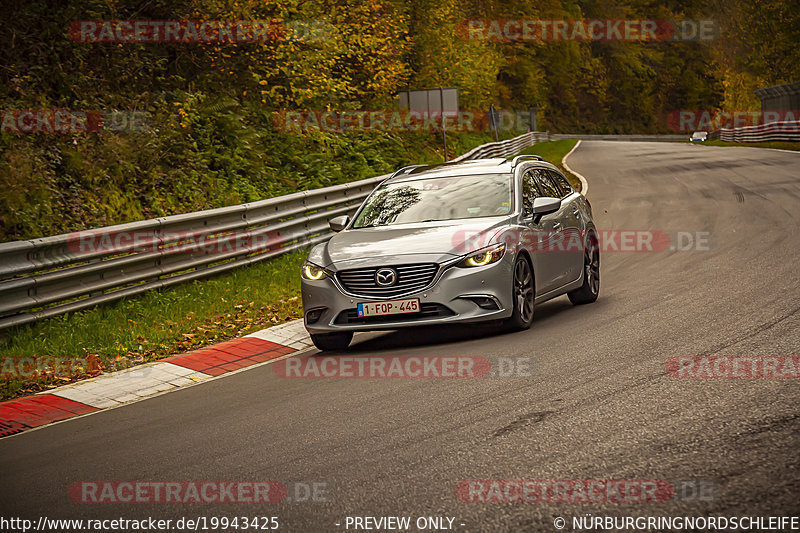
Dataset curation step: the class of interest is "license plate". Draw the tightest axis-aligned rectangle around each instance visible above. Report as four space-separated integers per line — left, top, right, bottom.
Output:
357 298 420 317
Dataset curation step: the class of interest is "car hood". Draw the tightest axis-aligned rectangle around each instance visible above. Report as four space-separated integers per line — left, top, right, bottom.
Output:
310 217 511 269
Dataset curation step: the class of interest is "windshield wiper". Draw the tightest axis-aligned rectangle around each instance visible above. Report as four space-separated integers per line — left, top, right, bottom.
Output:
356 219 440 228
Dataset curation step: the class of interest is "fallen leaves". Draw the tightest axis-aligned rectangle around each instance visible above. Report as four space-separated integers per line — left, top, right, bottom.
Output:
1 273 304 401
1 351 108 400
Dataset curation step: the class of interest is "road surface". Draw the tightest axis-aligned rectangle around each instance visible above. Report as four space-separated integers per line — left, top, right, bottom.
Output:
2 141 799 531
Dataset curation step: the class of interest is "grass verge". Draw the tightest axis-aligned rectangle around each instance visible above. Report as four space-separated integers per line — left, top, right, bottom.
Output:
516 139 581 189
699 140 800 151
0 250 306 400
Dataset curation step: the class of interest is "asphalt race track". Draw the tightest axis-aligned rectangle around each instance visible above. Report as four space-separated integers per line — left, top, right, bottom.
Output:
2 141 799 531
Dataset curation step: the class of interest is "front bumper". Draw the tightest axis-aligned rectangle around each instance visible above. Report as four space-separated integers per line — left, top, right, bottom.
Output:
301 254 515 334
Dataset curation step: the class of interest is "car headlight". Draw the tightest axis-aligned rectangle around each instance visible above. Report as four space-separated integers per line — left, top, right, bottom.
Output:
301 261 329 280
458 243 506 268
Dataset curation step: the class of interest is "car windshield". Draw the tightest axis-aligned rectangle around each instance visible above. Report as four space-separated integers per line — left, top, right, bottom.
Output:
351 174 513 228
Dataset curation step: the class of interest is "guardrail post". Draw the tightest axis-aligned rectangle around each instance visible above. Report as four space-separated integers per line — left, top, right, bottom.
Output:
88 257 104 298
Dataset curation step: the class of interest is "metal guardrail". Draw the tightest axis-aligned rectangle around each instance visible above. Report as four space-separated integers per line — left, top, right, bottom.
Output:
0 131 542 331
452 131 549 161
716 120 800 142
551 133 687 142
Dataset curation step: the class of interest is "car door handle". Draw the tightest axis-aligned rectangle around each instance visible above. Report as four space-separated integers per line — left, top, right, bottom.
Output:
552 221 562 230
572 208 580 216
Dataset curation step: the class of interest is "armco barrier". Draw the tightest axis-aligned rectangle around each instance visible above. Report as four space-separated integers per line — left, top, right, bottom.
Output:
717 120 800 143
452 131 549 161
550 133 687 142
0 131 542 331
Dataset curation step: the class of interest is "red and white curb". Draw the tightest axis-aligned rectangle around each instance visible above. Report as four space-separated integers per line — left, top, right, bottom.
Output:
0 319 312 438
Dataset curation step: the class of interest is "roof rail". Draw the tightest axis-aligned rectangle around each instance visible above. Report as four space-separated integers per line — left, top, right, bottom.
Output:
390 164 429 179
509 155 544 168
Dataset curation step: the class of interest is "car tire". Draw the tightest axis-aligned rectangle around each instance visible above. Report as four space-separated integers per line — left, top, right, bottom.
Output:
504 255 535 331
311 332 353 351
568 232 600 305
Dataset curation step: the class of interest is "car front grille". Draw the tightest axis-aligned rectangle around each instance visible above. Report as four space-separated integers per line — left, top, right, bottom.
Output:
336 263 439 298
334 303 455 325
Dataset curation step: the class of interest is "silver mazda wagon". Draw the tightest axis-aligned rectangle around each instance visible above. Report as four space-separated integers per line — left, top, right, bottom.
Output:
300 156 599 350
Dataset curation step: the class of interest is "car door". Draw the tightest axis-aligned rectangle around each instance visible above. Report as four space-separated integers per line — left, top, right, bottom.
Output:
521 169 562 295
547 169 584 283
531 168 575 290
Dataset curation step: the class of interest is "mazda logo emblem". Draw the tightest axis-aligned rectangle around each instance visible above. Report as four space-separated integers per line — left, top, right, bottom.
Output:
375 268 398 286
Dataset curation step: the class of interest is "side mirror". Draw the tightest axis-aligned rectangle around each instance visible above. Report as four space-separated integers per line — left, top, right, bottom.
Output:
532 197 561 215
531 197 561 223
329 215 350 232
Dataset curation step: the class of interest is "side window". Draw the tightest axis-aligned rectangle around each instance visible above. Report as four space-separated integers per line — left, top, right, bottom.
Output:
533 169 561 198
521 171 540 212
548 170 574 197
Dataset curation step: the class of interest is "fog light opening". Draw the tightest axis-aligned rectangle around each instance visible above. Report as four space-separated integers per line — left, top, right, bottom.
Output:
306 308 325 324
465 296 500 311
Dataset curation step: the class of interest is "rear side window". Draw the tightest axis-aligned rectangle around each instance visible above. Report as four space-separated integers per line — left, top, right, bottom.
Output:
521 171 540 212
532 169 561 198
548 170 574 197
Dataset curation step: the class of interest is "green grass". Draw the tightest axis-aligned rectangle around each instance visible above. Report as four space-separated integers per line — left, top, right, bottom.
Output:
700 140 800 151
0 250 307 400
517 139 581 189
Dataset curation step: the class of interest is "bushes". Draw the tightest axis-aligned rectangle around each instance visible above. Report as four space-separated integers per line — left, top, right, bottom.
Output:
0 103 507 241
